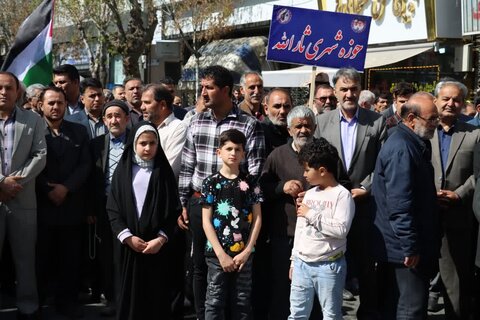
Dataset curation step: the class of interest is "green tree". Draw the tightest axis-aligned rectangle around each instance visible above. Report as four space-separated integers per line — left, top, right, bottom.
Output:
161 0 236 93
0 0 44 55
56 0 158 79
56 0 111 83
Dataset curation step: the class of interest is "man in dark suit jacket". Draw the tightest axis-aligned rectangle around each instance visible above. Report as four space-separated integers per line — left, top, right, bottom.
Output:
0 72 47 319
314 68 387 320
472 143 480 317
66 77 107 139
36 86 91 318
430 80 480 319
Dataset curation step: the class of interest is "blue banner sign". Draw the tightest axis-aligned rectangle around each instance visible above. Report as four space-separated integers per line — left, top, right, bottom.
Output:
267 5 371 71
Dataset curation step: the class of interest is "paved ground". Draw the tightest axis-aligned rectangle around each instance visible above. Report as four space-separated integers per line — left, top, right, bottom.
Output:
342 294 445 319
1 292 446 319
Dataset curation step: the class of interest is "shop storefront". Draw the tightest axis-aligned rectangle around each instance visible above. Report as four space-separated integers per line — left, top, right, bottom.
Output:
319 0 466 93
461 0 480 91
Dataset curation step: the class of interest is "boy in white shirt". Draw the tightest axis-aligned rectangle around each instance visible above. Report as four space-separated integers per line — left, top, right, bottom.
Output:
289 138 355 320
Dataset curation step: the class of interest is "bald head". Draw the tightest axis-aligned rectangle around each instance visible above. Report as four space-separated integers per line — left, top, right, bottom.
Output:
401 92 438 139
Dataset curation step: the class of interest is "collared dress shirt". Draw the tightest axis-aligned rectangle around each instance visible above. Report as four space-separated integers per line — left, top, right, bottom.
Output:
339 109 358 171
0 109 16 175
178 105 265 206
157 112 187 179
87 111 107 138
437 124 454 176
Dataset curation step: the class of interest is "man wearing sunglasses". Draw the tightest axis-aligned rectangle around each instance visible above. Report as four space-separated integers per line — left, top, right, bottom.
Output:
313 83 337 115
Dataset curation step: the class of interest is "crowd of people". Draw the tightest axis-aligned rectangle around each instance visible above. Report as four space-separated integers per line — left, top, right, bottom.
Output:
0 63 480 320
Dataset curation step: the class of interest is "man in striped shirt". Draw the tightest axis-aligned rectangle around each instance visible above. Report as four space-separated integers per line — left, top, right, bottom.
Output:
178 65 265 320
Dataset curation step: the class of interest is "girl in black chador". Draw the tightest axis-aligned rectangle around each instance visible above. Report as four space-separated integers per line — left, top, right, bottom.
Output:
107 122 181 320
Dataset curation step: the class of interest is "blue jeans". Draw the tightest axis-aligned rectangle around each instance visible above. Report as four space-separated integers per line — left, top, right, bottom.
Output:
288 256 346 320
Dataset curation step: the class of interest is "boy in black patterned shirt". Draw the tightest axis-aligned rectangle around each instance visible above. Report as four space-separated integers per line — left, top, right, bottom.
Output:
201 129 262 319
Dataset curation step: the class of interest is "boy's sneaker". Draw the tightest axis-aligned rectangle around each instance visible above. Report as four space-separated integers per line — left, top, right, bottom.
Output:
342 289 355 301
427 296 442 313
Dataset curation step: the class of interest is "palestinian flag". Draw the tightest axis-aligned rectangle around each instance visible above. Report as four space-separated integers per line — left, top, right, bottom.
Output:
1 0 54 87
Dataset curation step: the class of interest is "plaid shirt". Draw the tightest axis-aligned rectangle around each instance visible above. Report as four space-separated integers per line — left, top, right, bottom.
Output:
178 105 265 206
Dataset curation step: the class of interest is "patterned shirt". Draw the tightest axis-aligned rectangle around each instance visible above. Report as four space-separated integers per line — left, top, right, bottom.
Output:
105 133 126 195
178 105 265 206
201 172 263 256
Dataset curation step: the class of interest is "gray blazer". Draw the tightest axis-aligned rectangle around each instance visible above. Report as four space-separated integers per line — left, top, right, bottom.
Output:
0 107 47 210
314 107 387 191
381 105 394 119
431 121 480 227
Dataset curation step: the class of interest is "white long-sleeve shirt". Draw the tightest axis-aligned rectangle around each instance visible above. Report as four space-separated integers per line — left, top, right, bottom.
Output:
157 113 187 179
291 184 355 263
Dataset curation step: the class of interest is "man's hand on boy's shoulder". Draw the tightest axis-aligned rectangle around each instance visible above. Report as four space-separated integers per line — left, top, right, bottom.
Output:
218 252 237 272
283 180 304 197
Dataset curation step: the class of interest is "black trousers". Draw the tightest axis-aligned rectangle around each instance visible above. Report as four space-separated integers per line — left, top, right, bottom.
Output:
377 261 433 320
205 256 253 320
37 224 82 307
189 196 208 320
347 213 379 320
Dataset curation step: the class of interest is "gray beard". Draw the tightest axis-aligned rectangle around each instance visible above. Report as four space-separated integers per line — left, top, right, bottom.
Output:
414 124 434 140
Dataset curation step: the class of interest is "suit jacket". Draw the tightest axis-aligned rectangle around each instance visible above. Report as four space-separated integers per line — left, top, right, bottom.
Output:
472 143 480 267
431 121 480 228
65 100 84 116
467 116 480 127
89 131 128 216
381 105 394 119
314 107 387 192
0 107 47 210
65 110 90 137
66 110 106 140
90 134 110 216
36 120 91 225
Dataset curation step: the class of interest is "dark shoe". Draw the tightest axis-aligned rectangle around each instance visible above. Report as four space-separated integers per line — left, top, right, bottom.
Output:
342 288 355 301
100 301 116 317
17 309 41 320
427 296 442 313
57 304 84 318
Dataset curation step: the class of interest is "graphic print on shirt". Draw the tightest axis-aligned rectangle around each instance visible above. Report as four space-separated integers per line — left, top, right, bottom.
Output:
303 197 334 238
201 172 263 256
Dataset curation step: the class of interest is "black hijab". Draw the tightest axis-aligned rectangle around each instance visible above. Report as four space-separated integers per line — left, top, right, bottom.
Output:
107 121 181 241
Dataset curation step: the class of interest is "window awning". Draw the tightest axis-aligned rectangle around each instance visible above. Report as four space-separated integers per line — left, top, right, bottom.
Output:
262 66 339 88
180 40 433 88
179 36 269 88
364 43 434 69
262 43 434 87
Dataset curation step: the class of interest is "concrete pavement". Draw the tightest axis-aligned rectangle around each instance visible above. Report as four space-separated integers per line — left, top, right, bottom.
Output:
1 293 446 319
